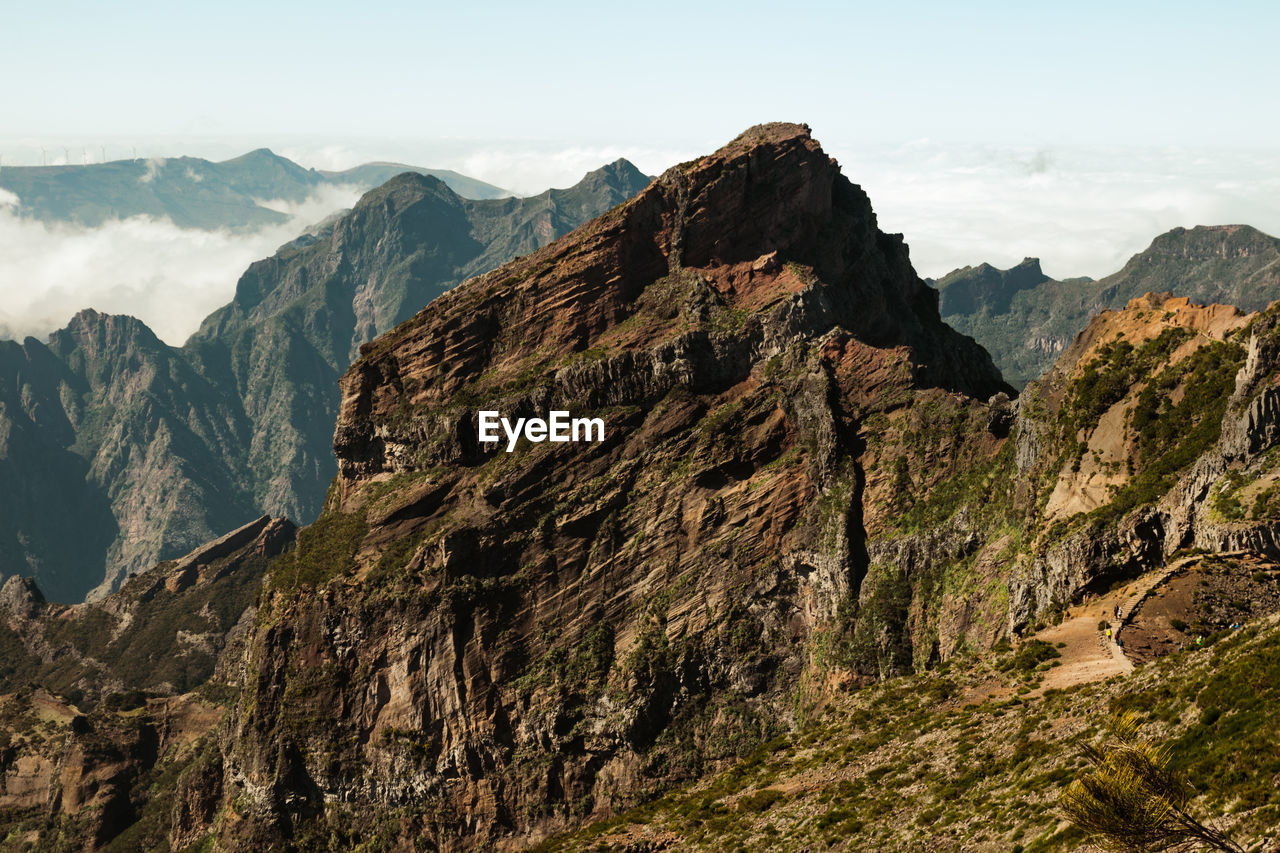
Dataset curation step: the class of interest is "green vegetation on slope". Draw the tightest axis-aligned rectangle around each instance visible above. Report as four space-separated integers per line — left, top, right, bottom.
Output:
1061 327 1192 445
1089 338 1243 528
532 616 1280 852
269 508 368 593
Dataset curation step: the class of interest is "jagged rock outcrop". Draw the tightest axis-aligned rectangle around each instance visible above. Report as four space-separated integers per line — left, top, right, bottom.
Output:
0 574 44 619
210 123 1010 851
157 514 292 595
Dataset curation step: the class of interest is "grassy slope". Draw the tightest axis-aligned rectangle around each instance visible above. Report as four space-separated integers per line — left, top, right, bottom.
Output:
534 607 1280 852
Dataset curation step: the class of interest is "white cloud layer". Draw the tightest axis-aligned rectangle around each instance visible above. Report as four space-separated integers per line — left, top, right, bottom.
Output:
272 140 699 196
0 185 361 346
833 142 1280 281
452 145 695 196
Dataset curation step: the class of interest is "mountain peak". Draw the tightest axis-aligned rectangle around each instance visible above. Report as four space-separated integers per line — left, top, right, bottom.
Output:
216 148 317 192
582 157 649 189
221 147 288 164
1137 224 1280 264
341 122 1007 467
714 121 814 158
354 170 459 209
660 122 817 186
648 121 848 275
267 123 1007 849
61 308 157 343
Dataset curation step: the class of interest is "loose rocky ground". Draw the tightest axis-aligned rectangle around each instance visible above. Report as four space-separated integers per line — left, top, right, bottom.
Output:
1122 553 1280 664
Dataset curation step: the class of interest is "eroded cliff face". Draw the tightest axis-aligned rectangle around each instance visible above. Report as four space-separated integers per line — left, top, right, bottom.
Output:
213 123 1011 850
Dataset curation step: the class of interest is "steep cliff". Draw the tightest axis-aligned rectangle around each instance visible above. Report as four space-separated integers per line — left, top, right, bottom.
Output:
0 162 649 600
215 122 1011 851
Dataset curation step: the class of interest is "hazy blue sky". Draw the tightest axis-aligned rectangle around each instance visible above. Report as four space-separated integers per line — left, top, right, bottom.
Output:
3 0 1276 147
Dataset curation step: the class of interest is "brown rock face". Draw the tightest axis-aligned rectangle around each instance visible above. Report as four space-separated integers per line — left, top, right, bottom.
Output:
337 123 1004 453
0 517 292 850
219 124 1010 850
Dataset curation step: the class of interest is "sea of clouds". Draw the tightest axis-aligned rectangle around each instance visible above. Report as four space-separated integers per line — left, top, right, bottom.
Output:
371 138 1280 281
838 141 1280 281
0 184 361 346
1 140 1278 348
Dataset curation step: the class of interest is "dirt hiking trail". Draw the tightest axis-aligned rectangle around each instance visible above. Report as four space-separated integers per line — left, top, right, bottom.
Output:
1029 558 1200 696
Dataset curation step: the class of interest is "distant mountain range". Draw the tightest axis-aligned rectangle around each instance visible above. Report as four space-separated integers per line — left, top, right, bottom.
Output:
317 162 508 202
0 148 512 230
0 159 651 601
935 224 1280 386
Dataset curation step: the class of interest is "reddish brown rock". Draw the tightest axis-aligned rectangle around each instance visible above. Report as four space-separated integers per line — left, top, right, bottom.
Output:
217 124 1010 851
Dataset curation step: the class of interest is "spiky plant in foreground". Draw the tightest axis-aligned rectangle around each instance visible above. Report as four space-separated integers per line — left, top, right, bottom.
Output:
1059 713 1243 852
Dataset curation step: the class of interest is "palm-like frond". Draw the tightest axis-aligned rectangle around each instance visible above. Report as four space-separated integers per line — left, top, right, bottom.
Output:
1058 714 1242 853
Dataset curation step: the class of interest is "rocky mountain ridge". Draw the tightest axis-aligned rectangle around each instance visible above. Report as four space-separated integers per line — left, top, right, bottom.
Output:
0 161 650 600
936 224 1280 386
202 128 1280 851
2 125 1280 851
0 148 511 230
210 122 1012 850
